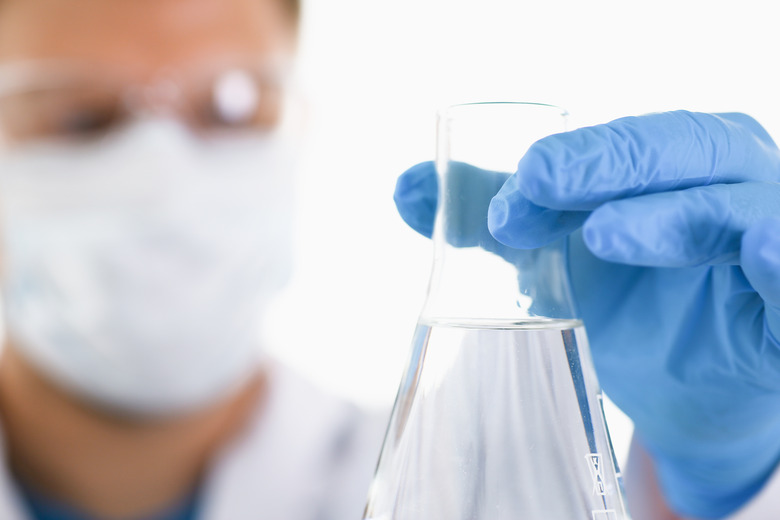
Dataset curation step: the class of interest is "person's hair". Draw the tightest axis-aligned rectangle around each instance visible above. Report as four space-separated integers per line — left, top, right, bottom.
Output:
0 1 302 23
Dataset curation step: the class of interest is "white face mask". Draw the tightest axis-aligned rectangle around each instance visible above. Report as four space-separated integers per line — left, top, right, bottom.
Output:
0 120 295 415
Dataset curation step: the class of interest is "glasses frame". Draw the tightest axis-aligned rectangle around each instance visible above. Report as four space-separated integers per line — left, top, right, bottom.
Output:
0 58 299 146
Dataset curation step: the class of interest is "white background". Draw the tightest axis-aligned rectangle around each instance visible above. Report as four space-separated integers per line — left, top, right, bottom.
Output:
264 0 780 467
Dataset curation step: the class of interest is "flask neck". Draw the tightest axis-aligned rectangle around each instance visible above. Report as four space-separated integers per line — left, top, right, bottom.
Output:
421 161 578 325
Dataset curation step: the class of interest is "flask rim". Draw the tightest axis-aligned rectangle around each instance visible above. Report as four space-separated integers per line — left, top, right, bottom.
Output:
438 101 569 119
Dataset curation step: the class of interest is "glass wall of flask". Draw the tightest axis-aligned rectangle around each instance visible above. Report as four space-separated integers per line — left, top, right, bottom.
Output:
364 103 629 520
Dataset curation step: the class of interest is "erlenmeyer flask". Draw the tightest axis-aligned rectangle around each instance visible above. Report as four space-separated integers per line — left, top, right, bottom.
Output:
364 103 629 520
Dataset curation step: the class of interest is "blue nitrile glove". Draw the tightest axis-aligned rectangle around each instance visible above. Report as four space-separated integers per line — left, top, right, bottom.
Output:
394 111 780 519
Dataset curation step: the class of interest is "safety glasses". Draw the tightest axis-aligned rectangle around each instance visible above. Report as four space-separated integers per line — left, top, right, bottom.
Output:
0 59 298 147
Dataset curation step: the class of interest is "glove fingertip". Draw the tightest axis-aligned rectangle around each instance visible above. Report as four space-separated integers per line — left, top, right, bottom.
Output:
513 142 558 206
581 207 623 261
487 197 541 249
514 133 604 211
486 195 511 241
742 217 780 308
394 162 438 238
488 191 587 249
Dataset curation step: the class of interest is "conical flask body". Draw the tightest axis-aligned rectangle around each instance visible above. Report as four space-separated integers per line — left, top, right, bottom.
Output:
364 103 629 520
363 321 627 519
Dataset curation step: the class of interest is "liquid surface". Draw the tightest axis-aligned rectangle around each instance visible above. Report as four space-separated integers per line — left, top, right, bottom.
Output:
422 317 583 330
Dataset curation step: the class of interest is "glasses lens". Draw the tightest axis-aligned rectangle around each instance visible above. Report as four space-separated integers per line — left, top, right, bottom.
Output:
187 67 287 134
0 83 125 145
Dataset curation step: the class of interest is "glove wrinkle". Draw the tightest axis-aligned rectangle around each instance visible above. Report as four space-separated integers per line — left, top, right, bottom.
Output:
506 111 780 215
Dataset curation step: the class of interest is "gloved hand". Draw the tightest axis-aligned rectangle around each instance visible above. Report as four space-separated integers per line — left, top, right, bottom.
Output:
394 111 780 519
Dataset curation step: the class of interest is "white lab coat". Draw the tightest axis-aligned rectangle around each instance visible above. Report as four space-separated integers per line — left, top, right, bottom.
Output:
0 361 389 520
0 361 778 520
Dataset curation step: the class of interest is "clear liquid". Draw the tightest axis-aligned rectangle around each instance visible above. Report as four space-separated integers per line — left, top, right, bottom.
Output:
363 321 627 520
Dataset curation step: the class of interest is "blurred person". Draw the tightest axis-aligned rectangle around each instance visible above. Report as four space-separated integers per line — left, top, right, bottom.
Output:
0 1 386 519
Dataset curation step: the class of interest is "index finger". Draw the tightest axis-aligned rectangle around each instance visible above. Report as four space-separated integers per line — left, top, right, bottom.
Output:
504 111 780 211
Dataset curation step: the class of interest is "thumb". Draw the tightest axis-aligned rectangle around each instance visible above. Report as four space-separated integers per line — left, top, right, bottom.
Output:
741 217 780 339
394 162 438 238
393 161 510 242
